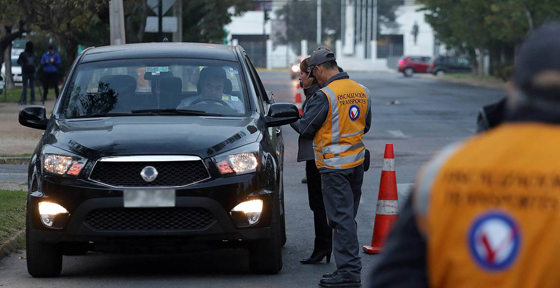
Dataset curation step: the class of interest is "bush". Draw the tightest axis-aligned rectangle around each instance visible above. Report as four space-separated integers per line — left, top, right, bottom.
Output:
492 62 514 82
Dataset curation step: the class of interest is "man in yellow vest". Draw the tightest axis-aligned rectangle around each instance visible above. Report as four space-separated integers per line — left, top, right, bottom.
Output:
369 22 560 288
299 48 371 287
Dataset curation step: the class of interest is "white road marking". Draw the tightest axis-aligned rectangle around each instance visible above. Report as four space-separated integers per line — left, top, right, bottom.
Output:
388 130 407 138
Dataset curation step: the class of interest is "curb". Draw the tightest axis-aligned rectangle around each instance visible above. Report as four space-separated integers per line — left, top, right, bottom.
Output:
0 157 30 165
0 229 25 262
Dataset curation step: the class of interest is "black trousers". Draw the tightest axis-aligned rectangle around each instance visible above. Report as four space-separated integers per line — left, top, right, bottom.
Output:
43 72 59 101
306 160 332 251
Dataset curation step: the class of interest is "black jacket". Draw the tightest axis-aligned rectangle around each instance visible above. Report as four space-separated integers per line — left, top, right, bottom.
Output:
290 83 322 162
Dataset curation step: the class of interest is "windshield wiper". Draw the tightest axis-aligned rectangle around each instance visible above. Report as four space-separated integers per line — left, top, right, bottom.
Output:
70 112 138 118
131 108 224 116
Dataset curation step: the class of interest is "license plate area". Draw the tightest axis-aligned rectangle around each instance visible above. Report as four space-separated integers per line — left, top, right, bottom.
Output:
123 189 176 208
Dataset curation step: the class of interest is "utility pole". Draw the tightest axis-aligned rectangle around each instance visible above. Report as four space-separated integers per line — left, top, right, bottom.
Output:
158 0 163 41
172 1 182 42
317 0 322 45
109 0 126 45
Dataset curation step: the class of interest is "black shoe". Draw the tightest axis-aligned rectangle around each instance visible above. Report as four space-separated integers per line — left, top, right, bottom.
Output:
300 249 331 264
301 177 307 184
319 273 361 287
322 270 338 278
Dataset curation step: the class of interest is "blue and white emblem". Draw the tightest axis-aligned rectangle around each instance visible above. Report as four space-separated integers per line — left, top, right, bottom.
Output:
349 105 360 121
468 212 521 271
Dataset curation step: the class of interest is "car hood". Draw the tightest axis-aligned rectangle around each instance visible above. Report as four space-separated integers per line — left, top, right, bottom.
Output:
46 116 262 159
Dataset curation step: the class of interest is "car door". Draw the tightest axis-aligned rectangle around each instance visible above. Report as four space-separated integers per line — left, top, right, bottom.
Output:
242 53 285 215
457 57 471 73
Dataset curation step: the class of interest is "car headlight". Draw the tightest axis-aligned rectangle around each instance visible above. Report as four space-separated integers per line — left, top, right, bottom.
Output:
213 144 259 175
43 154 86 176
291 64 299 73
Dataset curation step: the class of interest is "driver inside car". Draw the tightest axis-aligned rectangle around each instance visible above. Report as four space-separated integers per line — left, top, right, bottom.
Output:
177 67 244 113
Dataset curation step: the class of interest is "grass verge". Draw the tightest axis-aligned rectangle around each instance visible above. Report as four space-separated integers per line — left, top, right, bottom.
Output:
0 190 27 246
0 153 33 158
0 87 43 103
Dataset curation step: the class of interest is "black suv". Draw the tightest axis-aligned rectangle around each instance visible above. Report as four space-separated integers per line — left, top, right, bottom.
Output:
428 56 471 76
19 43 299 277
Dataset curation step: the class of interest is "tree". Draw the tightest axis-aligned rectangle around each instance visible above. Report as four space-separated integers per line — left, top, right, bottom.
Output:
0 21 28 89
418 0 560 75
275 0 400 55
16 0 111 64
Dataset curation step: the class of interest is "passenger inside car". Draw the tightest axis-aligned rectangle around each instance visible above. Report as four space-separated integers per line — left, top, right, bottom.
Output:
177 67 244 113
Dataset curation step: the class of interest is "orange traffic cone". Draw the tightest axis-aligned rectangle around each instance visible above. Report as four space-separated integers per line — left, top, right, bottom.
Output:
363 143 399 254
295 83 303 115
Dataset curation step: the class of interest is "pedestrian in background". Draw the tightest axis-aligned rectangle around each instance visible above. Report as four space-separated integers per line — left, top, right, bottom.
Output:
290 57 333 265
17 41 38 105
41 44 61 104
299 49 371 287
369 22 560 288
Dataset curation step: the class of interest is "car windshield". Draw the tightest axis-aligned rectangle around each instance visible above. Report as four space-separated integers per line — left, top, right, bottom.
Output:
62 58 248 118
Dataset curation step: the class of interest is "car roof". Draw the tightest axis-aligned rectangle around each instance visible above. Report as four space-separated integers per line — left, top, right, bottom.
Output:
81 43 239 63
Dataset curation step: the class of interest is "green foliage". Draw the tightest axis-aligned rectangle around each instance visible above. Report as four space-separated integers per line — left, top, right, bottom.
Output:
418 0 560 72
181 0 252 43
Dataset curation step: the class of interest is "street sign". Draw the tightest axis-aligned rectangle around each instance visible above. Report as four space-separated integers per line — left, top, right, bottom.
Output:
145 16 178 33
147 0 177 16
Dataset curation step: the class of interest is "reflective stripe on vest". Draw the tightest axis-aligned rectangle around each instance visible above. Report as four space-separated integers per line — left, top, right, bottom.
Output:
313 79 370 170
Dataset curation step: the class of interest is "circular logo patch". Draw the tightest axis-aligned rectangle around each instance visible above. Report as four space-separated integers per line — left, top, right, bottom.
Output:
349 105 360 121
468 212 521 271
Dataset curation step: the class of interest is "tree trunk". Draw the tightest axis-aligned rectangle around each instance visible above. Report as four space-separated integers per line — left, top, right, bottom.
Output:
136 0 147 42
4 45 15 89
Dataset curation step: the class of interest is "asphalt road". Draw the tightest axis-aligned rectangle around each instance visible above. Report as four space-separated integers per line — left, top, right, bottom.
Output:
0 71 504 287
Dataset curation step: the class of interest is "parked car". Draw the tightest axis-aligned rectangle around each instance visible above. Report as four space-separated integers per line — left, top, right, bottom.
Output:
428 56 471 76
19 43 299 278
398 56 432 77
1 57 23 84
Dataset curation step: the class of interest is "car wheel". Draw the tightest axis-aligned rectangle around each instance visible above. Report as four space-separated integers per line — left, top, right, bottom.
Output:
436 70 445 76
26 217 63 278
281 205 287 247
249 200 283 274
403 67 414 77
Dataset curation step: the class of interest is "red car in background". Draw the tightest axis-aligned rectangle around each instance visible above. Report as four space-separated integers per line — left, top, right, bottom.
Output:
398 56 432 77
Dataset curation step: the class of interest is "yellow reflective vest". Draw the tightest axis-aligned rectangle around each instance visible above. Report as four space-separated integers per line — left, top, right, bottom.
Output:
313 79 371 170
415 123 560 288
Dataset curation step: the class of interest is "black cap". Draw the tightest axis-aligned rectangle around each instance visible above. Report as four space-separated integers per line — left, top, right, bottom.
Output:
307 49 336 77
514 22 560 95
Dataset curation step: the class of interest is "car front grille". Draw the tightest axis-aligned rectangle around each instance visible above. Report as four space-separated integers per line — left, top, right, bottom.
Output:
89 160 210 187
85 208 216 231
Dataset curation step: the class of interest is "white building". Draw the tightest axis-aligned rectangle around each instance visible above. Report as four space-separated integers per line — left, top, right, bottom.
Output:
225 0 442 70
225 3 297 69
336 0 442 71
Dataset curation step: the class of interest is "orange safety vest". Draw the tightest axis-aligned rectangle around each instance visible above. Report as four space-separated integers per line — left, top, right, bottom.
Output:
313 79 371 170
414 123 560 288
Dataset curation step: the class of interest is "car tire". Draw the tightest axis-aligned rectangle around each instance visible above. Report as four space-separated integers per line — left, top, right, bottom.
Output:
26 217 63 278
436 70 445 76
249 200 283 274
281 207 287 247
403 67 414 77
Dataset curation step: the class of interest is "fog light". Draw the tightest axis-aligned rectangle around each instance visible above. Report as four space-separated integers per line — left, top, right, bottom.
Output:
231 200 263 226
38 202 69 227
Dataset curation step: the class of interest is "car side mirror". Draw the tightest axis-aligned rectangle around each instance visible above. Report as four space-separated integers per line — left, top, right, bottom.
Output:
19 106 48 130
265 90 274 104
265 103 299 127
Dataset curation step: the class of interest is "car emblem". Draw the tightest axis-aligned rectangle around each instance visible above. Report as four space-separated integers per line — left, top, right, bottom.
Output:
140 166 158 182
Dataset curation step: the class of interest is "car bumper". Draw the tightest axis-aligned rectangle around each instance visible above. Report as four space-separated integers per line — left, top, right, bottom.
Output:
28 175 275 245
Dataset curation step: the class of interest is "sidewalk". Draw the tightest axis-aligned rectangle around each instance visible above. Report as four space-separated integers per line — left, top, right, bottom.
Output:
418 73 506 90
0 99 55 156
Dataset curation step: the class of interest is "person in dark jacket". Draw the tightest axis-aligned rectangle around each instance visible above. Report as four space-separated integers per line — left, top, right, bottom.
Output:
290 57 333 265
476 97 507 132
17 41 38 105
368 22 560 288
41 44 62 103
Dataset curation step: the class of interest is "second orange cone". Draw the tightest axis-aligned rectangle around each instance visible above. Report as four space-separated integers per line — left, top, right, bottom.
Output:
363 143 399 254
